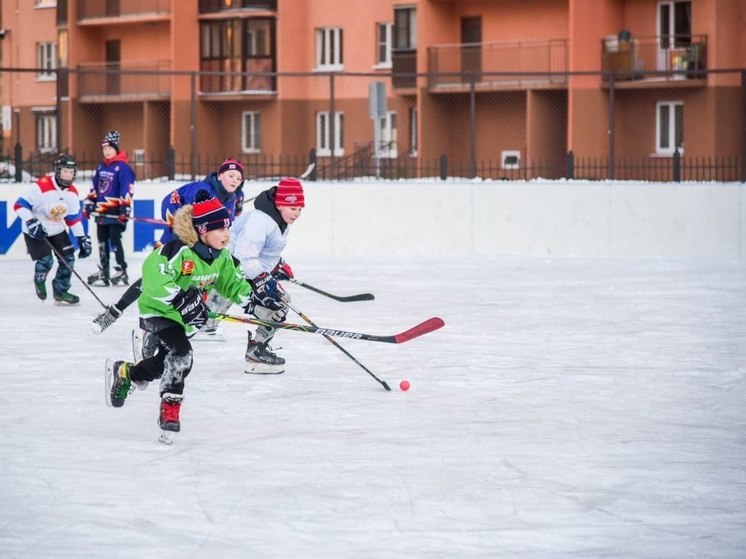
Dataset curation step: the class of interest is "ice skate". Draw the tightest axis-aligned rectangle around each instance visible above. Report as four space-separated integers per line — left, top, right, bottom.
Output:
88 266 110 287
191 322 226 342
244 340 285 374
34 278 47 301
158 393 183 444
91 305 122 333
129 330 152 390
111 266 129 286
53 291 80 306
105 359 134 408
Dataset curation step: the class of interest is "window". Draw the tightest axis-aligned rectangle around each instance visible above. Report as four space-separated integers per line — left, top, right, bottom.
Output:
37 42 57 79
656 101 683 154
408 106 418 156
394 7 416 50
36 113 57 153
376 112 397 158
242 111 261 153
316 27 343 70
375 23 393 68
316 111 344 157
199 18 276 92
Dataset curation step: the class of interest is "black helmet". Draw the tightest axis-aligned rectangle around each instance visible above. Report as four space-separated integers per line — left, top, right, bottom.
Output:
54 153 77 188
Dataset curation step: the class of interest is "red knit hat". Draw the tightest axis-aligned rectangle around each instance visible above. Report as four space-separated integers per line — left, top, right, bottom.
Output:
218 158 244 179
274 177 305 207
192 189 231 234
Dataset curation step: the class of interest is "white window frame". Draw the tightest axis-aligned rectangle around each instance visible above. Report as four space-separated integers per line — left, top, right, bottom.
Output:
408 106 418 157
316 27 343 70
37 42 57 80
374 22 393 69
36 112 57 154
376 111 398 159
316 111 344 157
655 101 684 155
241 111 261 154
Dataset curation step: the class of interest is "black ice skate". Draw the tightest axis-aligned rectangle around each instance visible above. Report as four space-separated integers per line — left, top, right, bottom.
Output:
91 305 122 333
244 340 285 374
159 393 183 444
105 359 134 408
88 266 110 287
111 266 129 286
53 291 80 305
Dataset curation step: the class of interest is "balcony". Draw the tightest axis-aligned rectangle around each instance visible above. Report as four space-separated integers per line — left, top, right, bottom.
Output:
77 0 170 23
199 0 277 13
77 61 171 102
427 39 568 91
392 49 417 89
601 34 707 82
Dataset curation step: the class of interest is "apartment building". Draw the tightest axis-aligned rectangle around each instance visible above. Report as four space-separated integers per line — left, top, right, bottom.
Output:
1 0 744 180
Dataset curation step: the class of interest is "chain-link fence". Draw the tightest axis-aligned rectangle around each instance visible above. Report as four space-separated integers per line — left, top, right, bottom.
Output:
1 66 743 182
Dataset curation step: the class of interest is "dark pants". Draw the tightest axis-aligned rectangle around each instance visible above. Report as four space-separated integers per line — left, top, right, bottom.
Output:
95 223 127 273
24 232 75 295
130 323 193 397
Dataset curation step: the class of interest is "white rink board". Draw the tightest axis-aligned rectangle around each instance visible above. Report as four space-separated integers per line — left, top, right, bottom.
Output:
1 179 744 262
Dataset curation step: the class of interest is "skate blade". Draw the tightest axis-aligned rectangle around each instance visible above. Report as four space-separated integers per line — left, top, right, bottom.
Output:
159 430 176 445
54 300 80 306
104 359 115 408
243 362 285 375
192 330 226 342
131 329 143 363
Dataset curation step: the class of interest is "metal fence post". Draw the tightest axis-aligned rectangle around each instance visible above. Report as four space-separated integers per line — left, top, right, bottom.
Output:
167 145 175 180
673 148 681 182
14 142 22 182
308 148 317 181
329 72 336 181
607 73 616 180
439 153 448 180
190 72 197 181
566 150 575 180
741 69 746 183
469 72 477 178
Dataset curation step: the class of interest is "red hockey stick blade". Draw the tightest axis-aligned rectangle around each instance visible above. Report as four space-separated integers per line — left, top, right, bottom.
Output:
393 317 445 344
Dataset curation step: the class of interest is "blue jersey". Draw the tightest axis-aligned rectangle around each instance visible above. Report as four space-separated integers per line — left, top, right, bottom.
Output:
87 152 135 224
159 173 238 243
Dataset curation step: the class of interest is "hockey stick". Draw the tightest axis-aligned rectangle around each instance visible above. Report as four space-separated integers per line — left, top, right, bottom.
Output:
285 300 391 391
42 237 109 309
299 162 316 180
209 311 444 344
289 278 374 302
90 212 167 225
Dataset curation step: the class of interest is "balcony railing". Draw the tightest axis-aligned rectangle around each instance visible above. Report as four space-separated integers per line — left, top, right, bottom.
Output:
601 34 707 81
427 39 568 90
199 0 277 13
77 0 170 21
77 61 171 100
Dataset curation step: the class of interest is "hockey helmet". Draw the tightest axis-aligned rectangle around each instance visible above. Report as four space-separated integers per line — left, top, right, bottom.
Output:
54 153 77 188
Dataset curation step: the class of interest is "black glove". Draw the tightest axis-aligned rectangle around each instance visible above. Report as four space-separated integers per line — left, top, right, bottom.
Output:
172 285 208 329
82 199 96 219
26 218 46 240
271 258 294 281
77 235 92 258
250 272 283 311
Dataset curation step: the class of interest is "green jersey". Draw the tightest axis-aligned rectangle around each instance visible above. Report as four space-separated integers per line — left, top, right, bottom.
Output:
138 240 252 334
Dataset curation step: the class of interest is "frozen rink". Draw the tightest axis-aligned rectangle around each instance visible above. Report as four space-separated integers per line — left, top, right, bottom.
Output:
1 255 745 558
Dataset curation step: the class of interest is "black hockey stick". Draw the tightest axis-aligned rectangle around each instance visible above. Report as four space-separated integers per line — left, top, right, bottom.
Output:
209 311 444 344
42 237 109 309
286 300 391 391
289 278 374 302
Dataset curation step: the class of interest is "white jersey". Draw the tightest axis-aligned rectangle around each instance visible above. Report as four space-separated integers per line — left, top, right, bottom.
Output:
14 175 85 238
229 208 288 280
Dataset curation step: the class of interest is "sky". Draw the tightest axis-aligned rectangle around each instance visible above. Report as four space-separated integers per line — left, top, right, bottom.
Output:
1 254 745 558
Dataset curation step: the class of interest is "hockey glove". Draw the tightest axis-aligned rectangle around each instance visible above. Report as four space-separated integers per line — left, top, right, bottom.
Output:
26 218 46 241
117 206 131 225
82 199 96 219
172 285 209 329
250 272 284 311
77 235 92 259
271 258 294 281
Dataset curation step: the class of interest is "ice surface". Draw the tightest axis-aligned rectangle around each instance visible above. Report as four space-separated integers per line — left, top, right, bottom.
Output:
1 255 745 558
